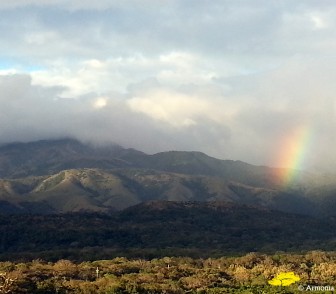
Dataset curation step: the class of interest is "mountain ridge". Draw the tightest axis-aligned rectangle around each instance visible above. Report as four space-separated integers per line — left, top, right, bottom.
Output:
0 138 311 187
0 138 334 217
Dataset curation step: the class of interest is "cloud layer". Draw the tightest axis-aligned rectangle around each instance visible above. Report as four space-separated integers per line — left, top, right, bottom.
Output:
1 1 336 171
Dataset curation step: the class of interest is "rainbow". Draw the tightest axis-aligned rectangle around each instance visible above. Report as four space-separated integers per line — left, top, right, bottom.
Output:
275 125 311 187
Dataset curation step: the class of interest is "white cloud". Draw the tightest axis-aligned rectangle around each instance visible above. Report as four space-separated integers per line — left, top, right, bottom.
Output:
30 51 221 97
1 1 336 171
0 0 115 10
310 14 328 29
127 85 235 129
93 97 107 109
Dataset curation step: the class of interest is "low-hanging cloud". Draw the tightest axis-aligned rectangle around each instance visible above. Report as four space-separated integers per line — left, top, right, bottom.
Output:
2 57 336 172
1 1 336 171
0 74 233 157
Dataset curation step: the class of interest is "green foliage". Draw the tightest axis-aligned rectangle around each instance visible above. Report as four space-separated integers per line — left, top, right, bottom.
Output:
0 203 335 261
0 252 334 293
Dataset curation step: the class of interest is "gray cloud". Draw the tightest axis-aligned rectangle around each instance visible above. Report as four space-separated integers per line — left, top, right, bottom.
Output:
0 1 336 171
2 1 335 62
0 74 232 158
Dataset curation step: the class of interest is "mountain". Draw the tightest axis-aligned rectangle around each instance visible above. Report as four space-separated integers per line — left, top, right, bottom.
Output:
0 167 319 216
0 138 335 217
0 138 144 178
0 138 302 188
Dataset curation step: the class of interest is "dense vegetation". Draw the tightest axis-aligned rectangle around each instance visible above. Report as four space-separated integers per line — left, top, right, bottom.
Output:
0 252 335 293
0 201 335 262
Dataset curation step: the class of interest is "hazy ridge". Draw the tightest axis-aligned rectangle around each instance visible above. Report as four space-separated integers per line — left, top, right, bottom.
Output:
0 138 335 217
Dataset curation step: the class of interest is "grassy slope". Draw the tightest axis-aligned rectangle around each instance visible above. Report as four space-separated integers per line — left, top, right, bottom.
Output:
0 168 321 216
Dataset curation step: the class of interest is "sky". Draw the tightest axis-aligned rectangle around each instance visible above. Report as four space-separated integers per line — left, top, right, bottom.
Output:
1 0 336 171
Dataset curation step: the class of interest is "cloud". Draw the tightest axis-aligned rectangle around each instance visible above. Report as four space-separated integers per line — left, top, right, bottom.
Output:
0 0 118 10
92 97 108 109
1 1 336 171
127 87 225 128
2 53 336 172
222 57 336 169
0 74 232 157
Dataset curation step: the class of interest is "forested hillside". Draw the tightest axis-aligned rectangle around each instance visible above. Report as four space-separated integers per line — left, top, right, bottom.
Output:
0 201 335 262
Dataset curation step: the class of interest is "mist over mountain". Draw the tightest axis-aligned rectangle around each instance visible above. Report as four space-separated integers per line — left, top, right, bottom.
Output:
0 138 335 218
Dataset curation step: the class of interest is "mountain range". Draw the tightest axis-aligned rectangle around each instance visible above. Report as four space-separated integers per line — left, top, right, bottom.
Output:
0 138 335 218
